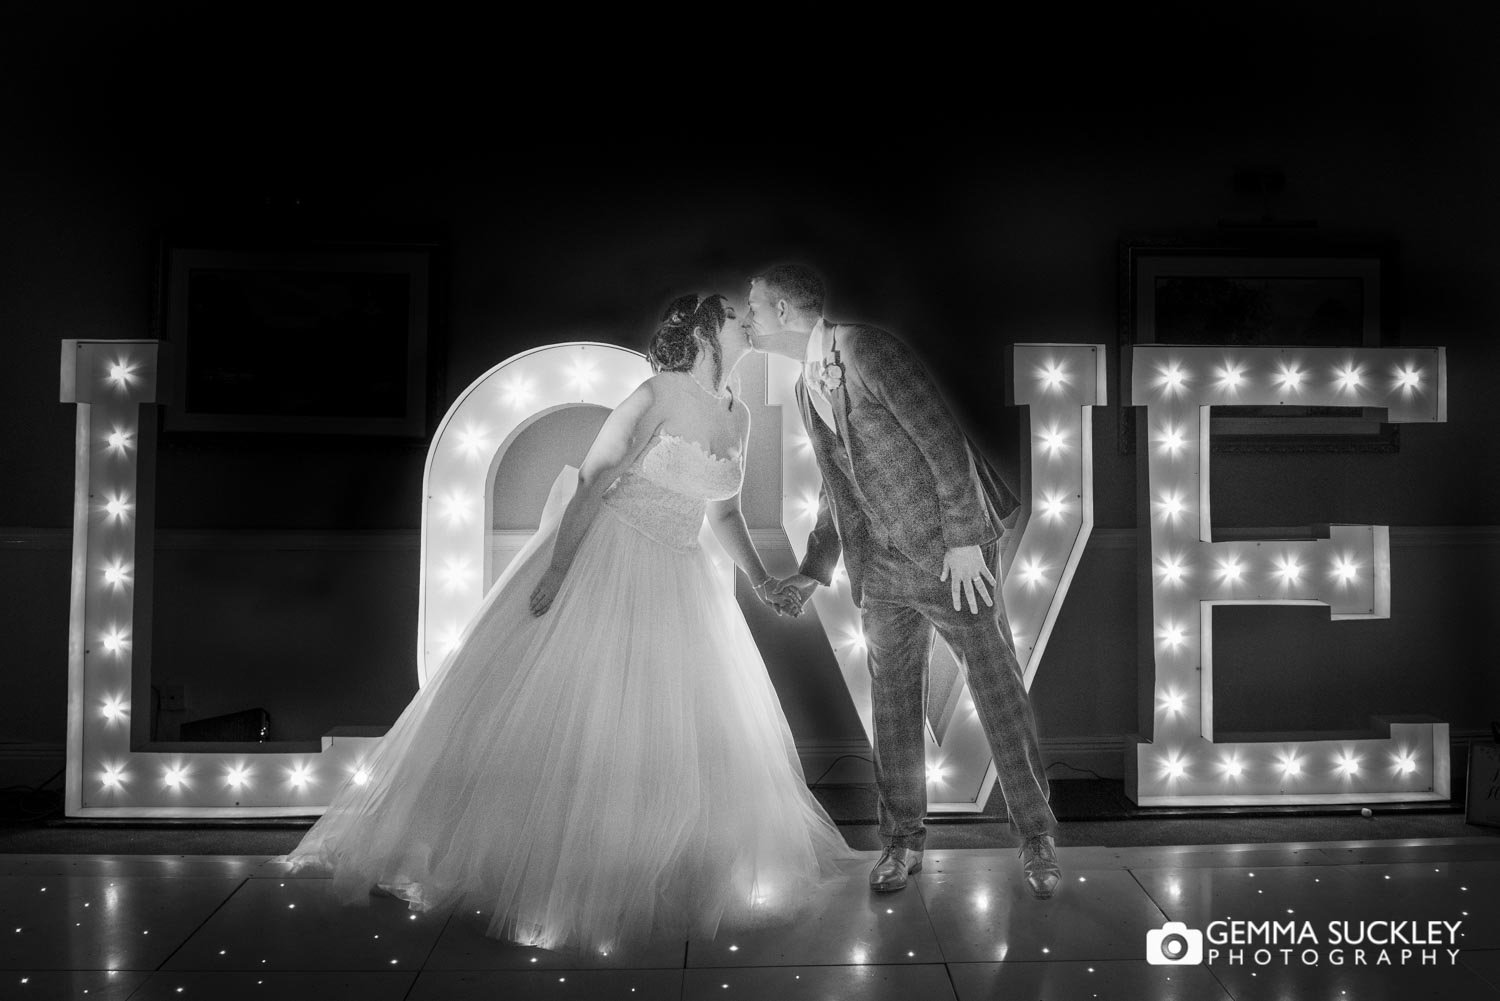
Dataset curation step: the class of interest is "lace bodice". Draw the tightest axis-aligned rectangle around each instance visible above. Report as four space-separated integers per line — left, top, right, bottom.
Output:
600 433 745 551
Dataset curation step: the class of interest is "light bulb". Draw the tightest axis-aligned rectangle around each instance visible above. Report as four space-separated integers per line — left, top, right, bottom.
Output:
1037 425 1068 457
100 695 127 723
1216 556 1244 585
439 556 472 594
225 766 251 789
1393 364 1422 391
1221 755 1245 778
435 624 464 655
1334 361 1364 394
1156 361 1188 396
1156 554 1188 586
1039 491 1068 522
1158 622 1187 648
500 374 536 410
352 768 370 786
1273 555 1303 586
1214 360 1246 393
1337 753 1361 777
107 361 135 387
1331 555 1360 584
1155 424 1187 455
438 491 475 527
1273 361 1306 394
1155 491 1187 522
106 428 134 451
1036 360 1068 393
568 357 599 394
454 424 493 459
1158 690 1185 714
1021 558 1047 587
162 766 188 789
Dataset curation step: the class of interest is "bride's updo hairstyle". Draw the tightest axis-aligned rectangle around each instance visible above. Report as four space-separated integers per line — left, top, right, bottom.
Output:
647 293 728 390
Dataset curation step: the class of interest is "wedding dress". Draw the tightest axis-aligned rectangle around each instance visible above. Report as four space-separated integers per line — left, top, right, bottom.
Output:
274 429 857 952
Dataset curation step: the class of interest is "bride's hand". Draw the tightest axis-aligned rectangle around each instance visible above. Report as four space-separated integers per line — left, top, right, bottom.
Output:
530 567 566 616
752 576 803 617
781 573 821 609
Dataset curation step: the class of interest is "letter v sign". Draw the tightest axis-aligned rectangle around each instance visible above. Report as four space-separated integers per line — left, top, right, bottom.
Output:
767 343 1107 811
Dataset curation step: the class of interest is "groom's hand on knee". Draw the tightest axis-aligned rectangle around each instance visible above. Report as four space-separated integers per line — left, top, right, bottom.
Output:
941 546 995 615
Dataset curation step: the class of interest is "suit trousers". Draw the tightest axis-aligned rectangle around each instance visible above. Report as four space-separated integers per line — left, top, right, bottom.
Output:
859 539 1058 851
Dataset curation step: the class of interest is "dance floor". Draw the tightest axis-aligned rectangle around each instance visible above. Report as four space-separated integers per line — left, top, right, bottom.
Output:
3 838 1499 1000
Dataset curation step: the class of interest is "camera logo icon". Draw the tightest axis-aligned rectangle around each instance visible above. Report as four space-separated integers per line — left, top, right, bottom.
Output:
1146 921 1204 965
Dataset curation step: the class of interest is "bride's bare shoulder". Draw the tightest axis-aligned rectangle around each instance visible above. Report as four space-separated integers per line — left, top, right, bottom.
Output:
643 371 688 393
627 373 687 429
626 372 686 404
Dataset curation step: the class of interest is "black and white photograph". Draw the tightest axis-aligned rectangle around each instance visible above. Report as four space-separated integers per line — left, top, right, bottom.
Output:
1 5 1497 1000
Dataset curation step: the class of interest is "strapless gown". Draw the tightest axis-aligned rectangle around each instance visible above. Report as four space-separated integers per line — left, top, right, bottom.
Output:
273 431 858 952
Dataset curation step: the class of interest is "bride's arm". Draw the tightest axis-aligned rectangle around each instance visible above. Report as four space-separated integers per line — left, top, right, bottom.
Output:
708 493 799 615
706 412 798 615
706 490 772 590
529 380 659 616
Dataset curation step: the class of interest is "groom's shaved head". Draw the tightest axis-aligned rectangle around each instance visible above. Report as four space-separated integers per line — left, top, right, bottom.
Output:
751 263 826 317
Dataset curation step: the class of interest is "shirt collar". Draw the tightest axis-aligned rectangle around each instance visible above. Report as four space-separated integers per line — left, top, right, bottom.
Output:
803 317 827 367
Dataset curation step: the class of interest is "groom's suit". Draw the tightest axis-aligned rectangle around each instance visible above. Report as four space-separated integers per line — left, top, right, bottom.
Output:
796 321 1058 849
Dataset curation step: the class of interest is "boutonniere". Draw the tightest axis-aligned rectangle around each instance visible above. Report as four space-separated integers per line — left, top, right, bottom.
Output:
817 351 845 395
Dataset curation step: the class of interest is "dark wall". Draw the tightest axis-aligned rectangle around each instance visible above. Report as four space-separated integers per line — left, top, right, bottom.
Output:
2 9 1497 754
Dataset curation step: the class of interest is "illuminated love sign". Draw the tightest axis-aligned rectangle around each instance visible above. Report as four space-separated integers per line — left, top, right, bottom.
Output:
59 336 1448 817
1126 344 1450 805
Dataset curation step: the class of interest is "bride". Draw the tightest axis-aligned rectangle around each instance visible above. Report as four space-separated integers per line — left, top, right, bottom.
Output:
274 293 859 953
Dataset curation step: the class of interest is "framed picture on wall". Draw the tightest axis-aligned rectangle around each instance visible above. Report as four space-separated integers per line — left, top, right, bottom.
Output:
155 240 437 436
1117 239 1398 453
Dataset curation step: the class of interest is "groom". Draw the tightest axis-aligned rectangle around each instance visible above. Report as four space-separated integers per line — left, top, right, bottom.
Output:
745 264 1061 899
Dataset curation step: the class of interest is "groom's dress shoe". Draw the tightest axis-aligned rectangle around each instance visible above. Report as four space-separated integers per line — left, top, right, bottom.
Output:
869 846 922 892
1019 834 1061 899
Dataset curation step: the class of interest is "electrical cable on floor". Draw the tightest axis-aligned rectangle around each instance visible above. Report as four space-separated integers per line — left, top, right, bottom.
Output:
1044 761 1108 780
808 753 874 787
0 766 64 822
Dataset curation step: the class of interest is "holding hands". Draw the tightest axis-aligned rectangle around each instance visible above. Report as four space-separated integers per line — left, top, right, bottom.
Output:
752 573 820 617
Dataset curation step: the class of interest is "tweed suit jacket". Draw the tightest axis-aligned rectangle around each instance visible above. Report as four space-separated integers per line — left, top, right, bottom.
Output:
796 323 1021 605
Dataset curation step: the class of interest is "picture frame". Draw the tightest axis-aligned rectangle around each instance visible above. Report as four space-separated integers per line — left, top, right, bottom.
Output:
1117 238 1399 453
155 239 437 436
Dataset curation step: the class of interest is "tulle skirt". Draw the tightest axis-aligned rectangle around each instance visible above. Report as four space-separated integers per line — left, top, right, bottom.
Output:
274 470 859 952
